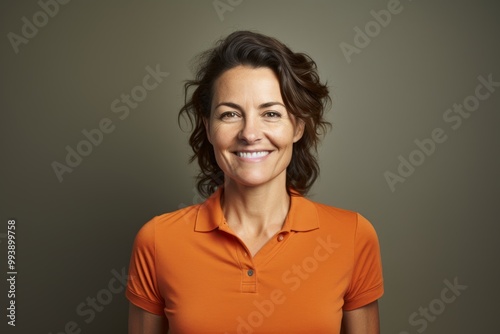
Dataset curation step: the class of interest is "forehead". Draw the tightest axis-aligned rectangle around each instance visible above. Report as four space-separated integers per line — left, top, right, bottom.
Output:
212 66 282 103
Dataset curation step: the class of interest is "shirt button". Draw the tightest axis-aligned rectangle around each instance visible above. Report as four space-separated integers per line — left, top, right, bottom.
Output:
247 269 254 277
277 234 284 241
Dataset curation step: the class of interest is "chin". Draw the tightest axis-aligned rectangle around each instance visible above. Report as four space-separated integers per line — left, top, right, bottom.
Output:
228 172 283 188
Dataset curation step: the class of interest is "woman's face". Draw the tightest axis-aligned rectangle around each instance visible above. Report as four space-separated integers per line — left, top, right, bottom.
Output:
205 65 304 189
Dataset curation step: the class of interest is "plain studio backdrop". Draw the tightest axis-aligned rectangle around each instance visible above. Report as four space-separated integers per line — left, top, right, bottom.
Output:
1 0 499 333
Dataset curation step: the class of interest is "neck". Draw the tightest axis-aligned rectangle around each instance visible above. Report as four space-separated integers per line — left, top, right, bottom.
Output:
222 179 290 238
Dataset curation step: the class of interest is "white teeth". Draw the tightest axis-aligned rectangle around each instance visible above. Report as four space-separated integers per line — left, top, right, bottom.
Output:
237 151 269 158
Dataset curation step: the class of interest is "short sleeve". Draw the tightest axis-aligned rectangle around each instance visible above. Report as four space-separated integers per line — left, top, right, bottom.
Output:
343 213 384 310
126 217 165 315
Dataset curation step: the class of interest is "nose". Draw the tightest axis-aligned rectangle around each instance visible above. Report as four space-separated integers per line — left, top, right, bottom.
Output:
238 116 262 144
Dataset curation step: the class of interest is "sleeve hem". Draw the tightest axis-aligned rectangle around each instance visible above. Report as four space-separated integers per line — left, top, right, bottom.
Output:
343 281 384 311
126 288 165 316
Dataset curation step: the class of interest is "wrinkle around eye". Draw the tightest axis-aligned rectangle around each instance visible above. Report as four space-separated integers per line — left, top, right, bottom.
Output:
264 111 282 118
219 111 241 120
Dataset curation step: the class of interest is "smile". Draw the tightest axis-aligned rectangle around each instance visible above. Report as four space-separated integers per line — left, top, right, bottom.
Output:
236 151 270 158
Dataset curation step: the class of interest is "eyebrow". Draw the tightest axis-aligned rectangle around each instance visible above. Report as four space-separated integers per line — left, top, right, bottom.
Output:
214 101 285 111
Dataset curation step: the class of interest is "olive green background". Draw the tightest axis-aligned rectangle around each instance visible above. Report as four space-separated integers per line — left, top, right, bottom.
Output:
1 0 499 333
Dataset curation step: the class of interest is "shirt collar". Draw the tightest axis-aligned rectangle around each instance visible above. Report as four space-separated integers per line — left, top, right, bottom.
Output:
194 187 319 232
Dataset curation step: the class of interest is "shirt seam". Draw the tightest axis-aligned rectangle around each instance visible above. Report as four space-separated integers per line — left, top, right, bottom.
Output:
126 287 165 314
345 212 358 296
344 279 384 304
153 216 163 304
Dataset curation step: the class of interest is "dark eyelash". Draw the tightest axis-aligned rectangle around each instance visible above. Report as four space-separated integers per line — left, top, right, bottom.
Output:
220 111 238 119
266 111 281 117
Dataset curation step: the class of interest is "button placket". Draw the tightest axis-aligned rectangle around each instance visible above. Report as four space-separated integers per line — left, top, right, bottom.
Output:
241 266 256 292
234 242 257 293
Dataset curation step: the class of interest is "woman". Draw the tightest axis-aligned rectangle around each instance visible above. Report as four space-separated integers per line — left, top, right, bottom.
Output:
127 30 383 333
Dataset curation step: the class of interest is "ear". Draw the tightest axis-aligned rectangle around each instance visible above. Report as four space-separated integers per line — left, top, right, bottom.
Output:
203 117 212 144
293 118 305 143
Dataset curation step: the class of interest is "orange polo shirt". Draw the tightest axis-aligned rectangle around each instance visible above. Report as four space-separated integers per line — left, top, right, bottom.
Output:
126 188 384 333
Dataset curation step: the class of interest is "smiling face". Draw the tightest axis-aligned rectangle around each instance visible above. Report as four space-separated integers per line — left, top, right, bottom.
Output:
205 65 304 190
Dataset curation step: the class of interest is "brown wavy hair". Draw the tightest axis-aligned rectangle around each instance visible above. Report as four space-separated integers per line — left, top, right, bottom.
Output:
178 30 331 198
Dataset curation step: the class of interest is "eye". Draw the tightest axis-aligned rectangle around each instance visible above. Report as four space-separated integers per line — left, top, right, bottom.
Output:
264 111 282 118
219 111 240 120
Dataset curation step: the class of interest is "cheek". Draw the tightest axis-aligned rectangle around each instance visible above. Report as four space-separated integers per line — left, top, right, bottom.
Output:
273 126 298 148
209 125 233 150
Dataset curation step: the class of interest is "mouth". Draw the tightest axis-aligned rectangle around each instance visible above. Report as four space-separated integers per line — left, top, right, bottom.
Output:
234 151 271 159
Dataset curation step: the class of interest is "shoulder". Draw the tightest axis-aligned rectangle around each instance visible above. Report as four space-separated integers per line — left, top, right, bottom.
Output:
298 196 378 238
133 203 202 243
313 200 358 222
155 203 201 227
296 195 357 224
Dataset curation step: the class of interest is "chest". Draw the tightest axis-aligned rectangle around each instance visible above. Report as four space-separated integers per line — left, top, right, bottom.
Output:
156 230 352 333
